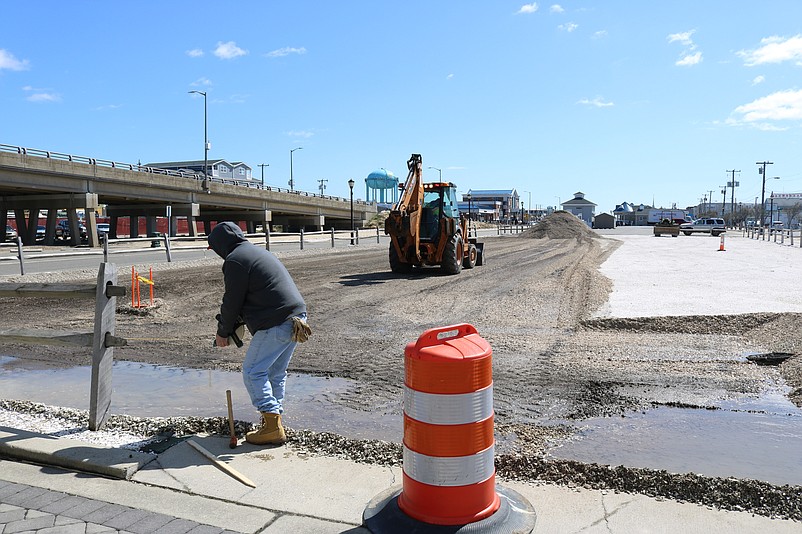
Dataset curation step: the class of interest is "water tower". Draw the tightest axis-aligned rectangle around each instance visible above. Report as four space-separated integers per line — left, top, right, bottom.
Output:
366 168 398 207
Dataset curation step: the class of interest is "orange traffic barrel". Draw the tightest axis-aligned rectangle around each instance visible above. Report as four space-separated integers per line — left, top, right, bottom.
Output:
399 323 498 525
362 324 537 532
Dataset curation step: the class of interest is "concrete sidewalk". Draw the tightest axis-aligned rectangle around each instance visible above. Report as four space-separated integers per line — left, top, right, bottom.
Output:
2 430 799 534
2 230 801 533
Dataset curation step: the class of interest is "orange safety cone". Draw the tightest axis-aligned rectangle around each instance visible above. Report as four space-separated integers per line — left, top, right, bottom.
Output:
363 324 537 532
718 235 725 251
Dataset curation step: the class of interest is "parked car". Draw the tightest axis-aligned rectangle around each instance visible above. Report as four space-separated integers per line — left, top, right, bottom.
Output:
679 217 726 236
55 220 88 242
5 225 17 240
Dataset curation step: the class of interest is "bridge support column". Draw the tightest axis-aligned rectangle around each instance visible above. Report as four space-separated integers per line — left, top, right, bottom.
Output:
187 216 199 237
44 209 57 245
109 215 119 239
146 216 157 238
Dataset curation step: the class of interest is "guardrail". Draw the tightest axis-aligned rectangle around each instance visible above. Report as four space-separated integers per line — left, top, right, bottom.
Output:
0 226 388 274
0 142 370 206
743 225 801 247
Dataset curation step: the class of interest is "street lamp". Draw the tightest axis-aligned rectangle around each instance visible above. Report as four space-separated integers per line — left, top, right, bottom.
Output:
523 190 531 223
289 147 303 191
188 90 209 192
258 163 269 188
428 166 442 180
348 179 355 245
757 161 774 226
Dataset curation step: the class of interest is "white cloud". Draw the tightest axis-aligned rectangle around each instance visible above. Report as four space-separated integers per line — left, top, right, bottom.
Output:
592 30 608 39
266 47 307 58
738 35 802 66
517 3 538 14
190 77 212 87
27 93 61 103
733 90 802 124
676 52 702 66
447 73 454 80
577 97 614 108
0 49 29 71
752 75 765 85
94 104 122 111
559 22 578 32
668 29 702 67
550 4 564 13
667 30 695 46
214 41 247 60
287 130 314 139
186 48 204 58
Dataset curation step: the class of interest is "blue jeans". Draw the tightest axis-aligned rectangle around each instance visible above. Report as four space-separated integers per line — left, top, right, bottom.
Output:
242 314 304 414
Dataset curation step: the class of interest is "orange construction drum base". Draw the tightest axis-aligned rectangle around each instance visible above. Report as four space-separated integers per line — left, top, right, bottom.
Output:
363 484 536 533
398 474 500 525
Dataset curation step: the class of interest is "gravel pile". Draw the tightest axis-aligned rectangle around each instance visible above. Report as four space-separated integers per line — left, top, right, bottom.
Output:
522 211 599 240
2 399 800 522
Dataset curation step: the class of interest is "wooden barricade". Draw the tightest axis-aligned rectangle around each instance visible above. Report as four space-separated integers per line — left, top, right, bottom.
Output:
0 263 126 430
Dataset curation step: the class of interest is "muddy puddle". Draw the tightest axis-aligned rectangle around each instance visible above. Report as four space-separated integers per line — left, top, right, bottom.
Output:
0 356 401 442
549 388 802 486
5 355 802 486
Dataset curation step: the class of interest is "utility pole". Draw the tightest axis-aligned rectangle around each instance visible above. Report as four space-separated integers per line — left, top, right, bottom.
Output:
720 186 727 217
258 163 269 188
727 169 740 218
317 178 328 196
707 190 713 214
757 161 774 226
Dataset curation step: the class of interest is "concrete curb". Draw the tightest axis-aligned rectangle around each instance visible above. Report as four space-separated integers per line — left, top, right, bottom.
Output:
0 426 155 479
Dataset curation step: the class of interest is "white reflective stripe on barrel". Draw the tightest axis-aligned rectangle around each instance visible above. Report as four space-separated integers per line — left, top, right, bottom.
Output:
403 445 495 487
404 384 493 425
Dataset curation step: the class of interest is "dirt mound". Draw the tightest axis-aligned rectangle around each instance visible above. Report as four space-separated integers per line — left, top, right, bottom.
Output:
521 211 598 240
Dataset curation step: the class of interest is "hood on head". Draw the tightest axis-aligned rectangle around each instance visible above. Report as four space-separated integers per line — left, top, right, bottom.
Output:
207 221 247 259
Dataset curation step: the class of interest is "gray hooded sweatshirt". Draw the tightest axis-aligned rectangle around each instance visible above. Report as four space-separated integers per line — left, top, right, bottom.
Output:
207 222 306 338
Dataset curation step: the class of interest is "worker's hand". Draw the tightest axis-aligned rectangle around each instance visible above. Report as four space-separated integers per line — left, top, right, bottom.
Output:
215 334 230 348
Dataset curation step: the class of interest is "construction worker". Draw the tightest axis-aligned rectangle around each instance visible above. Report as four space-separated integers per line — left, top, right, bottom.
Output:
208 221 311 445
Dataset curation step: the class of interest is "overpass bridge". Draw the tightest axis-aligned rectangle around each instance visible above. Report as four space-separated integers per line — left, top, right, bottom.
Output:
0 144 377 247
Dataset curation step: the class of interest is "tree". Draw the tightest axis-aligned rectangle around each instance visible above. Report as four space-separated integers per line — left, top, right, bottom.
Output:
785 202 802 230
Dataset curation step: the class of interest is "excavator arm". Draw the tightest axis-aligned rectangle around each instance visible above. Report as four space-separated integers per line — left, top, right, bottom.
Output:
385 154 424 264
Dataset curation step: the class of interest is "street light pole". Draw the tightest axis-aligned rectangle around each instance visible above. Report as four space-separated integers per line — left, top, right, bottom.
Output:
188 90 209 192
258 163 269 188
523 190 531 223
757 161 774 226
348 179 355 245
428 166 442 180
289 147 303 191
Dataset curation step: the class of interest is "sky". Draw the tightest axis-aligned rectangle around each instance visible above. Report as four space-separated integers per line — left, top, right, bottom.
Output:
2 1 802 214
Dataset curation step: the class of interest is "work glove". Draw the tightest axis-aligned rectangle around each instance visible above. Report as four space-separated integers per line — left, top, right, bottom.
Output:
214 314 246 348
291 316 312 343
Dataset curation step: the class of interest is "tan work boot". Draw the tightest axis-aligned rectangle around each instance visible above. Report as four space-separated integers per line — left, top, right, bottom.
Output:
245 412 286 445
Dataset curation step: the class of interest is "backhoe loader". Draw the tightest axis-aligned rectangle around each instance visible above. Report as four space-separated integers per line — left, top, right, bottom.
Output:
384 154 484 274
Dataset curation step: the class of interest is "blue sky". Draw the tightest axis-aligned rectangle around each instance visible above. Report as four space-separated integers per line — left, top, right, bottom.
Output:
2 1 802 214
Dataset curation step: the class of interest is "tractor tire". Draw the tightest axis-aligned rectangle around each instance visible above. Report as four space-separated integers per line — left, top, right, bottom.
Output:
389 244 413 274
441 234 463 275
475 246 484 266
463 244 477 269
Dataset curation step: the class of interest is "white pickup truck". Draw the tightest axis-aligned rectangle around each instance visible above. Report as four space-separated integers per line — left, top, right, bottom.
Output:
679 218 726 236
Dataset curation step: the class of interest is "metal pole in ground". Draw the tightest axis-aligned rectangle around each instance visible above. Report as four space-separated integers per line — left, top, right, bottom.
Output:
300 228 304 250
331 228 335 248
15 236 24 276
